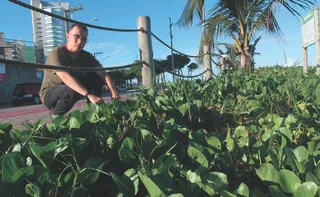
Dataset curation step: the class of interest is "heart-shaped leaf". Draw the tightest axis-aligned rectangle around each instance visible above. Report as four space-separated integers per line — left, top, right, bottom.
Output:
269 185 286 197
279 169 301 194
256 163 280 184
187 146 209 168
138 171 166 197
293 182 319 197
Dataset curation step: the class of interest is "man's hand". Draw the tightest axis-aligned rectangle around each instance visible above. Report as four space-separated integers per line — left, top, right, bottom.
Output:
87 94 104 104
111 91 120 100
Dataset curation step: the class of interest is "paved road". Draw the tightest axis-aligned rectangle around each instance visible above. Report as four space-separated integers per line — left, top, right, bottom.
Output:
0 91 138 130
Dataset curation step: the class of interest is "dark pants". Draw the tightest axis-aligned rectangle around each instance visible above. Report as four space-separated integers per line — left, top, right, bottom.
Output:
43 72 104 115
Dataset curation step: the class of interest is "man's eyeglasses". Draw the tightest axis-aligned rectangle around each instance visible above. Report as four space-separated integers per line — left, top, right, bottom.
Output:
69 34 89 42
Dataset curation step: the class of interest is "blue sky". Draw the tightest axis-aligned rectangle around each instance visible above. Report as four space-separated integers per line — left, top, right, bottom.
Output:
0 0 319 77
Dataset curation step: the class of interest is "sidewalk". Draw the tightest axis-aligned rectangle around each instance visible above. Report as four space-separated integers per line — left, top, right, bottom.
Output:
0 99 93 131
0 91 139 131
0 102 13 109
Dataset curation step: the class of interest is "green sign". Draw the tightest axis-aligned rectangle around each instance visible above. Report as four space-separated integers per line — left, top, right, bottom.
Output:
301 10 315 47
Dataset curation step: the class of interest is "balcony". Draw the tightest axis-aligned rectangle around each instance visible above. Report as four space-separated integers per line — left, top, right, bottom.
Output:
45 21 53 25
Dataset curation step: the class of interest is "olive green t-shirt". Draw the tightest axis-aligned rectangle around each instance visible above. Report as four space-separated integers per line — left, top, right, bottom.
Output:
39 46 102 102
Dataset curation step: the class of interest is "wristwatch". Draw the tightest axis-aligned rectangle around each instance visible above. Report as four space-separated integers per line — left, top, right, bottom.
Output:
84 92 89 98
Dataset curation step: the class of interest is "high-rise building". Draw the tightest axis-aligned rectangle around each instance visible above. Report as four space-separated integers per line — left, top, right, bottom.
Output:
30 0 69 64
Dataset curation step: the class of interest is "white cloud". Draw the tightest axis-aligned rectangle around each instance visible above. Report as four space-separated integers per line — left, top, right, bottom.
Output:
285 57 294 67
85 42 126 55
184 48 200 57
111 45 125 55
259 34 299 45
85 42 114 50
102 60 132 68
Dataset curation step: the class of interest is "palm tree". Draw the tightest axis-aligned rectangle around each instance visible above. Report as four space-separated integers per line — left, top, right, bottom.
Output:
206 0 272 72
178 0 315 72
177 0 206 62
215 44 240 72
177 0 205 29
178 0 314 27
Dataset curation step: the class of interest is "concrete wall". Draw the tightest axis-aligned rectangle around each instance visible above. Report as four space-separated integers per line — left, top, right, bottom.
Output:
0 33 38 104
0 65 37 104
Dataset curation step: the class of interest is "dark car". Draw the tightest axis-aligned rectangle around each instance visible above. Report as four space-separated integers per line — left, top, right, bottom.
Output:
12 82 42 106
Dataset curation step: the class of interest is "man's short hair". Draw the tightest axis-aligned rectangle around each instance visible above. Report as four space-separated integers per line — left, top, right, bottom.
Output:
68 23 88 33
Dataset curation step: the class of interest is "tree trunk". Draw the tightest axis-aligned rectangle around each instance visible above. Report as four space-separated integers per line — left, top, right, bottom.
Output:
240 53 246 69
220 57 226 73
245 58 252 73
239 51 253 73
162 73 166 83
245 48 253 73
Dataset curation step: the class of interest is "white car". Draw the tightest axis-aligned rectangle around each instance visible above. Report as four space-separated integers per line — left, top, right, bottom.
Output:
117 86 127 92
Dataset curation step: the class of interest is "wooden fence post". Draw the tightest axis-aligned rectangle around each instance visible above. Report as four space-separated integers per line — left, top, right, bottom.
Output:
137 16 154 88
314 8 320 75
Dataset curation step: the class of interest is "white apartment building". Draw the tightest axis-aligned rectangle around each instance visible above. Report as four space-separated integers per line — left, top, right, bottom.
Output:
30 0 70 64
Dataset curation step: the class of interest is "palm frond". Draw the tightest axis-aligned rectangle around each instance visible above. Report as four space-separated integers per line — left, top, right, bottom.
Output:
252 3 283 40
176 0 205 28
267 0 315 17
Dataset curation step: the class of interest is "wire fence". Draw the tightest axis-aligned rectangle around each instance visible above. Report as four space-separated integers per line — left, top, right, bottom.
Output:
151 33 206 58
211 58 219 67
0 59 142 72
3 0 216 79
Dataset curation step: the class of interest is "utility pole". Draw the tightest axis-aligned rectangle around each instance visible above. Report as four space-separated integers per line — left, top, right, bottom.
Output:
168 17 175 82
64 5 83 33
94 52 103 58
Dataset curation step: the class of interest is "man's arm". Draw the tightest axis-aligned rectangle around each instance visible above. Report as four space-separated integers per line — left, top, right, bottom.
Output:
56 71 103 103
47 48 102 104
95 70 119 99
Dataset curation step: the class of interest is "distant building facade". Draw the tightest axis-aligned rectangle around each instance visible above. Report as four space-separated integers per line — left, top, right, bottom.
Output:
0 32 13 61
0 32 37 104
12 41 24 61
30 0 69 64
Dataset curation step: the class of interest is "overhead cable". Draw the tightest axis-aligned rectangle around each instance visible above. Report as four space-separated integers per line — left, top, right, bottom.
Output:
151 33 221 59
1 37 52 46
9 0 142 33
151 33 205 58
211 58 219 67
9 0 219 62
0 58 142 71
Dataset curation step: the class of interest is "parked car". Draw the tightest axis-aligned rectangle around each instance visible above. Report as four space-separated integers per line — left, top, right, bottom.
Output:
12 82 42 106
116 86 127 92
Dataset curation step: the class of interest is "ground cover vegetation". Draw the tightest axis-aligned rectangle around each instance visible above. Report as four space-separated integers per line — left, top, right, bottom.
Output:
0 66 320 196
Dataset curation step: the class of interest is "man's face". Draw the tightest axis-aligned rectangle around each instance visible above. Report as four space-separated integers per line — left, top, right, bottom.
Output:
66 26 88 53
